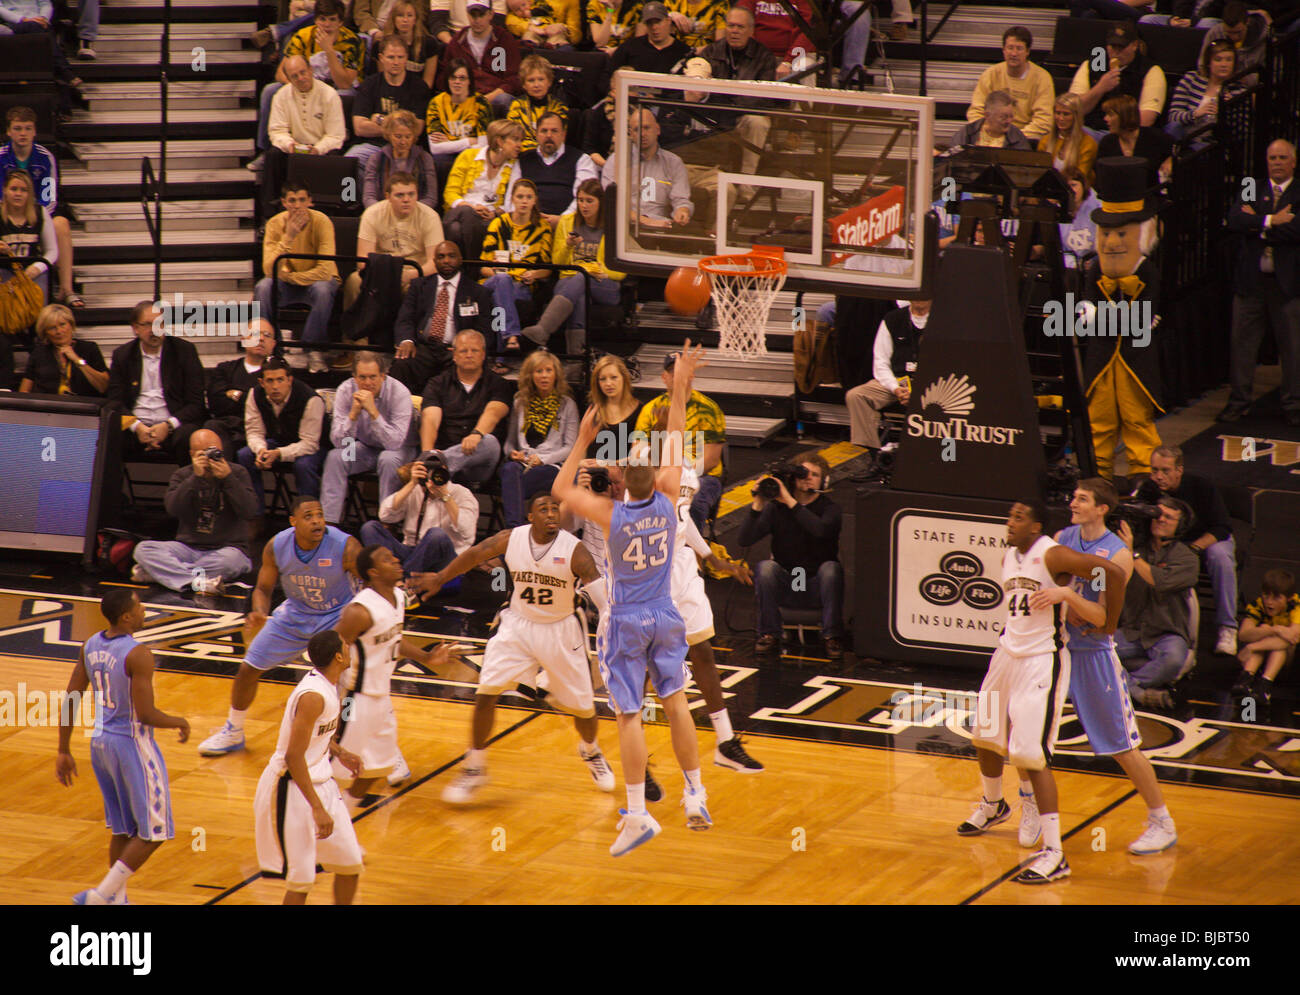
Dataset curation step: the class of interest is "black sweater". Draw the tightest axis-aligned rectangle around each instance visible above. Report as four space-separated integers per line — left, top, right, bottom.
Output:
738 494 842 574
1139 473 1232 543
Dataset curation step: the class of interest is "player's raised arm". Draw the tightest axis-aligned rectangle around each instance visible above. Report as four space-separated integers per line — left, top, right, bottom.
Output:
56 647 91 785
284 690 333 838
1044 545 1128 634
656 340 706 502
126 645 191 742
409 529 512 600
554 407 615 531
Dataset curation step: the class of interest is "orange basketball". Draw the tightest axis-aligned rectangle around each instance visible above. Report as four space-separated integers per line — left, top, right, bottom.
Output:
665 266 712 316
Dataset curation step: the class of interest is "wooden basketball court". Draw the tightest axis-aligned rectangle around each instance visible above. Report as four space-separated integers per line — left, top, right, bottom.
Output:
5 647 1298 905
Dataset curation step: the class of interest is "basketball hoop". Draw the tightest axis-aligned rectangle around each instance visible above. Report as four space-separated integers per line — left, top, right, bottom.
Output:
698 247 788 359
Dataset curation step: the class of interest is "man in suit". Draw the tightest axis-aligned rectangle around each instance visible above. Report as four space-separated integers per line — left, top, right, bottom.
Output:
106 301 208 466
1220 138 1300 426
204 318 277 460
390 240 495 393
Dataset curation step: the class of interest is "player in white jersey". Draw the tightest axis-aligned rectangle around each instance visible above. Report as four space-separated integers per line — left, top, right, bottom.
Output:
414 490 616 803
254 630 365 903
958 499 1128 884
334 545 462 805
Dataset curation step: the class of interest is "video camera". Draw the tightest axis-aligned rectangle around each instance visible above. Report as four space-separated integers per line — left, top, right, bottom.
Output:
1105 498 1162 540
754 462 810 501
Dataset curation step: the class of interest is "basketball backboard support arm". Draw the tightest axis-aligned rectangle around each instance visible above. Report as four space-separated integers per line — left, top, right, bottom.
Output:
604 71 937 299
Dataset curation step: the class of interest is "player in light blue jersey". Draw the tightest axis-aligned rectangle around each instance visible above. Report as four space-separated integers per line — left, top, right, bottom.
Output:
199 495 362 757
554 340 712 856
1056 478 1177 855
57 589 190 905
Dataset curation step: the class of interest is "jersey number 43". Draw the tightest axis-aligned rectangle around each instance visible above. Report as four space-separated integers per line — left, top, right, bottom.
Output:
621 530 669 572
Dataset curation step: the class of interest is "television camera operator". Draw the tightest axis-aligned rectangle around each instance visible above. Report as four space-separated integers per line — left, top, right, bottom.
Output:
738 452 845 661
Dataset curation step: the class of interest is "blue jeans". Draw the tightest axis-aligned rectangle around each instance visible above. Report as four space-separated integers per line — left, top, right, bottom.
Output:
441 432 502 484
552 272 621 333
500 460 559 527
837 0 871 83
483 273 533 344
359 519 457 574
79 0 99 41
236 441 325 515
690 473 723 533
319 441 415 523
255 277 337 345
754 558 845 640
133 541 253 593
1115 631 1188 690
1203 536 1238 629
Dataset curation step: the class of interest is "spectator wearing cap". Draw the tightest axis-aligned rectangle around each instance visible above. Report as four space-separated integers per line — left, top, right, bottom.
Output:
607 2 694 78
600 107 693 227
431 0 506 46
633 350 725 530
440 0 522 115
967 26 1055 142
237 354 327 516
518 111 599 225
204 319 278 460
1069 23 1167 134
952 90 1034 150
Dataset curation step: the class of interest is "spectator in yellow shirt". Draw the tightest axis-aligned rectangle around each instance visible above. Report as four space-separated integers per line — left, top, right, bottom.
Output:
967 25 1055 142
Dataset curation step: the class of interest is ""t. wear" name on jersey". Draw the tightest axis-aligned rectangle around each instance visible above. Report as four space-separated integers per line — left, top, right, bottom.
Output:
620 515 669 538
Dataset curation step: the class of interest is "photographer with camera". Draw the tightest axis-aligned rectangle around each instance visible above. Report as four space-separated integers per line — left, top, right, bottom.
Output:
131 429 259 597
738 451 845 661
1136 445 1240 656
360 451 478 577
1114 495 1199 710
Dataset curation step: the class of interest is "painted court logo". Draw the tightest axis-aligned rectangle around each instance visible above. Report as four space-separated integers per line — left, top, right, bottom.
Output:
919 551 1002 611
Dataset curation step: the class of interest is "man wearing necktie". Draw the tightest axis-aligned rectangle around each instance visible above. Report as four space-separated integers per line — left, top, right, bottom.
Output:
390 240 495 393
1221 139 1300 426
1081 156 1164 481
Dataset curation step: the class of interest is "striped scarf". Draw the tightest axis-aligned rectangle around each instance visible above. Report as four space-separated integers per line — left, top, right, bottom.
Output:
523 393 562 446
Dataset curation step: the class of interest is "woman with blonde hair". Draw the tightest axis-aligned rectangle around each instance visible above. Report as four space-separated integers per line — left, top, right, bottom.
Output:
362 109 439 208
501 349 577 526
18 303 108 395
1038 93 1097 183
0 169 57 304
585 354 641 460
443 118 525 259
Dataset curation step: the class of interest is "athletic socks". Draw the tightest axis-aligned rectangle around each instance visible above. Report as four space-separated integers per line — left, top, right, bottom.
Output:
981 775 1003 805
467 748 487 768
1041 812 1062 851
228 707 248 731
579 740 599 758
94 860 134 904
1019 778 1033 795
708 708 734 745
626 782 646 815
683 768 703 794
1150 805 1171 822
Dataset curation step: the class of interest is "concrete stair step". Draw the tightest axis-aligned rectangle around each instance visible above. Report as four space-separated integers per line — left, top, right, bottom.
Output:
798 401 850 427
632 342 793 384
66 108 258 127
80 50 261 67
73 228 254 249
62 166 254 189
720 415 788 445
910 4 1060 49
75 261 253 295
72 139 252 171
77 199 254 232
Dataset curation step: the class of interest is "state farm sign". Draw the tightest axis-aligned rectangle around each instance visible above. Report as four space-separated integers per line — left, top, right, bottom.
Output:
828 185 905 265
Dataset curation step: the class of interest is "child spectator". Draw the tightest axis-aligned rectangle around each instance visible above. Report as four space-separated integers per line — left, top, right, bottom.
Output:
507 54 569 152
279 0 363 92
505 0 580 47
1234 569 1300 704
1 106 82 307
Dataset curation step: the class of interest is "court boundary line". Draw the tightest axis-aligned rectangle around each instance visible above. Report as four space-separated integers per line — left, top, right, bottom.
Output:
957 788 1139 906
203 709 542 905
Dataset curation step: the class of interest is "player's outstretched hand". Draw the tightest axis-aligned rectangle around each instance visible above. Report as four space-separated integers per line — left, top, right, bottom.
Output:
1028 586 1070 611
55 752 77 786
674 338 707 383
408 572 443 599
576 405 602 446
313 805 334 840
427 641 470 670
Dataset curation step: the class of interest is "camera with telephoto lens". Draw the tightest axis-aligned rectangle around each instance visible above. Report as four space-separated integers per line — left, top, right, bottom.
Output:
588 467 611 493
420 451 450 487
203 447 225 463
754 461 810 500
1105 498 1162 543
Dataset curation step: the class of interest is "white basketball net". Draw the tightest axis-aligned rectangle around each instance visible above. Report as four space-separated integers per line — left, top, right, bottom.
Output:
701 255 787 359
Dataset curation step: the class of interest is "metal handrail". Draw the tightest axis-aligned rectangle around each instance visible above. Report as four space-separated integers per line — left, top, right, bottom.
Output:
139 157 162 303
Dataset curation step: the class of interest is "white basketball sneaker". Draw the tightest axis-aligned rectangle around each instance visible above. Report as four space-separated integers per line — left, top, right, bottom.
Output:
1018 790 1042 848
579 745 615 791
198 721 246 756
610 809 661 856
387 752 411 787
441 766 487 804
1128 816 1178 855
1014 847 1071 884
683 789 712 830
